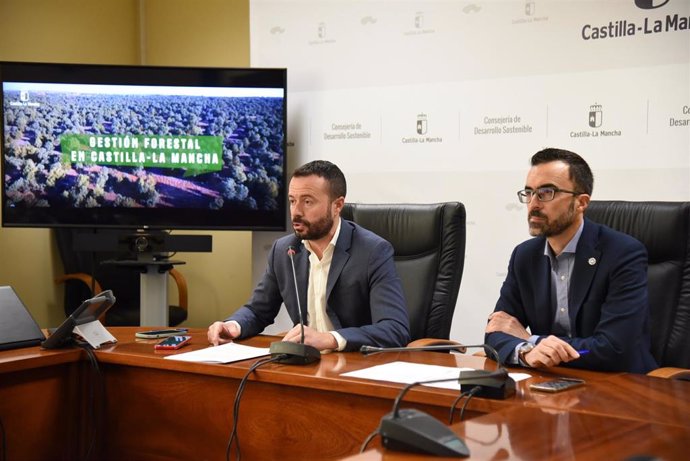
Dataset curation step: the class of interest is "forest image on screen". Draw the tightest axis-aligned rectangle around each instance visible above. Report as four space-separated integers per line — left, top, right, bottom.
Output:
2 82 284 223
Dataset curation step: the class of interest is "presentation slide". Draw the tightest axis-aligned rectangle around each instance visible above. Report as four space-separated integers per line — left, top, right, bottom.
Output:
3 82 284 212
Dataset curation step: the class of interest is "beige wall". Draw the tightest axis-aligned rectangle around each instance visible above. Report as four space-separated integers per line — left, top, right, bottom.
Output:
0 0 253 328
142 0 249 67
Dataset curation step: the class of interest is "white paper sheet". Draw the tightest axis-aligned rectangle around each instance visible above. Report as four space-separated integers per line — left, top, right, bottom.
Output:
164 342 270 364
341 361 530 391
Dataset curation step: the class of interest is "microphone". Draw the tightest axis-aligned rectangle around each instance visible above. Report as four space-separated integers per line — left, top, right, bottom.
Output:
377 369 509 458
360 343 516 400
268 246 321 365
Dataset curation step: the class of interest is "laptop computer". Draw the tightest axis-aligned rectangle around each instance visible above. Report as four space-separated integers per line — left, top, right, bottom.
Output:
0 286 46 351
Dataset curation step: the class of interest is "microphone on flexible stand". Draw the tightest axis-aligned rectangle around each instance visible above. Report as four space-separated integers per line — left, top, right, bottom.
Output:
360 343 516 400
377 369 511 458
368 343 516 458
268 246 321 365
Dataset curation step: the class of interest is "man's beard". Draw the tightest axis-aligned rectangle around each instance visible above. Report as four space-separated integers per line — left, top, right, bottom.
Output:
528 200 576 237
292 213 334 241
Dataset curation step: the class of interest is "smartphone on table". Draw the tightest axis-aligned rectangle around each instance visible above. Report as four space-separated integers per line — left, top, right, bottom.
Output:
529 378 585 393
135 328 188 339
154 335 192 350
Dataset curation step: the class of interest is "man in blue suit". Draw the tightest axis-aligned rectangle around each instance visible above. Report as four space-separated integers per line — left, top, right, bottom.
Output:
208 160 410 352
485 148 657 373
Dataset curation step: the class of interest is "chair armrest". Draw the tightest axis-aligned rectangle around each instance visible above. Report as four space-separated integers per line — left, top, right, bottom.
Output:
168 268 188 310
54 273 105 321
54 273 103 295
407 338 491 357
647 367 690 380
407 338 464 348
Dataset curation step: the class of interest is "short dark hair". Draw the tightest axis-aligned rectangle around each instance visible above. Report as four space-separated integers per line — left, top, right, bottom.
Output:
531 148 594 195
291 160 347 199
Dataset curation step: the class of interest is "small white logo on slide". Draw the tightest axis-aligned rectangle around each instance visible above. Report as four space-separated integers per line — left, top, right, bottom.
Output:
20 90 29 102
525 1 535 16
462 4 482 14
309 20 335 45
635 0 670 9
417 113 427 135
589 104 603 128
415 12 424 29
505 203 522 211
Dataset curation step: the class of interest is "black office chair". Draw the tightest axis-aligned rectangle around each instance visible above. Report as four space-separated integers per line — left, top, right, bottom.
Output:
585 200 690 379
53 228 188 326
341 202 466 343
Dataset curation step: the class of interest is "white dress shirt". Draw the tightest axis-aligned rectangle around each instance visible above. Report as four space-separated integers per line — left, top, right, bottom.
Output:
303 218 346 351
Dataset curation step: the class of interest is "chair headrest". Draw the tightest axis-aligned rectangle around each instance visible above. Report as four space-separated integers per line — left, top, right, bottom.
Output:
586 201 690 262
341 202 465 256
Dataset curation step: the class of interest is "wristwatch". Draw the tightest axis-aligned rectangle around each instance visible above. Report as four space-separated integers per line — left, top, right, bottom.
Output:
517 342 535 366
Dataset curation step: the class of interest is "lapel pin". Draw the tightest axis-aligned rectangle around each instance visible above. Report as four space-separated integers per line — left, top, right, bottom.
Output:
588 257 597 266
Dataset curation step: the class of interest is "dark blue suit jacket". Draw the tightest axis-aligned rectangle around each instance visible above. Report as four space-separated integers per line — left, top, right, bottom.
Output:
486 218 657 373
227 219 410 351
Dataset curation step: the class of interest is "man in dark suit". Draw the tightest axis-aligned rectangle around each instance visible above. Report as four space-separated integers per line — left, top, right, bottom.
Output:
485 148 657 373
208 160 410 352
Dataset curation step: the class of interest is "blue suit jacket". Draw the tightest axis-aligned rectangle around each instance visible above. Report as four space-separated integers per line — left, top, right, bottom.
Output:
227 219 410 351
486 218 657 373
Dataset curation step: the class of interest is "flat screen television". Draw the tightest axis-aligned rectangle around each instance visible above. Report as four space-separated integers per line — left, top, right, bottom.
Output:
0 61 287 231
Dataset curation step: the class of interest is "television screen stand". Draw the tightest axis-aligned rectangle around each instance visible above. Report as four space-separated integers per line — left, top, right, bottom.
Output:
69 229 212 326
103 256 185 326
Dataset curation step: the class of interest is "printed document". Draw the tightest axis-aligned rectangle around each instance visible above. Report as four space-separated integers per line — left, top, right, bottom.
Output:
164 342 270 363
341 361 530 390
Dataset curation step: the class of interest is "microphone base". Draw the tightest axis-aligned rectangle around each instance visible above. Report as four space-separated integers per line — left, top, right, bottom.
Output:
269 341 321 365
459 369 516 400
380 409 469 457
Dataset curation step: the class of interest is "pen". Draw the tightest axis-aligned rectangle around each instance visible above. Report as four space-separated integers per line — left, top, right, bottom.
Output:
577 349 590 355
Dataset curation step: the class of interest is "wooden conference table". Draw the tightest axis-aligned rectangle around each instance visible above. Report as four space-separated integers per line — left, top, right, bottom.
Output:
1 327 689 460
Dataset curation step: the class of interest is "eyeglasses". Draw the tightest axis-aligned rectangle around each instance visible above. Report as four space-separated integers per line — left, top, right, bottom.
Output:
517 187 582 203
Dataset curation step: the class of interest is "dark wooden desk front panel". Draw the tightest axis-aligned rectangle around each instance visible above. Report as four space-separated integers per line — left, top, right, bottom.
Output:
100 362 395 460
92 328 501 460
3 327 690 461
92 328 690 460
0 347 84 461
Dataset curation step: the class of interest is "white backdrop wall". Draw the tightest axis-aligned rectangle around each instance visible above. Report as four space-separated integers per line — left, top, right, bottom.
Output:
249 0 690 344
